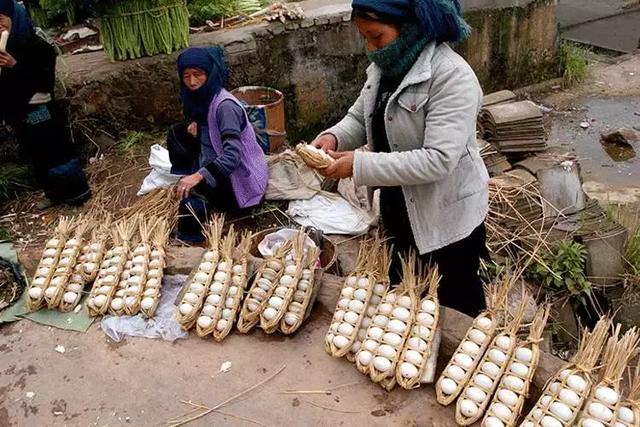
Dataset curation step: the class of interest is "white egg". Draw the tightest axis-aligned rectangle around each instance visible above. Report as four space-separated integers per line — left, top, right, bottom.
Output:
594 386 618 406
338 322 354 336
125 296 137 307
567 374 588 393
405 350 423 366
378 303 393 315
491 402 513 420
190 282 206 295
421 299 436 313
284 313 299 326
370 295 381 306
263 307 278 320
350 341 362 354
474 373 493 390
333 335 350 349
466 386 487 403
407 337 428 352
558 388 580 408
140 297 154 311
540 395 553 407
194 272 209 283
497 389 518 407
460 399 478 417
417 312 435 326
549 382 562 394
183 292 199 305
373 284 386 296
400 362 418 378
333 310 346 322
343 311 359 325
357 277 370 289
348 299 365 313
383 332 402 347
45 287 57 299
366 306 377 318
373 356 391 372
454 353 474 370
361 317 371 329
222 308 232 320
247 300 259 312
28 287 43 299
216 319 228 331
448 365 466 381
462 340 480 356
482 362 500 378
510 362 529 378
541 416 563 427
378 344 396 360
392 307 411 322
353 288 368 302
206 294 221 306
146 278 160 288
109 297 123 310
395 295 411 308
469 328 486 344
63 291 77 304
503 375 524 392
488 349 507 364
618 406 635 423
515 347 533 363
373 315 389 328
485 417 505 427
363 339 379 352
588 402 613 422
495 335 512 351
413 325 431 340
179 303 193 315
357 350 373 366
388 319 407 335
440 378 457 395
560 369 572 379
582 419 606 427
549 401 574 421
197 316 213 329
32 277 46 286
269 296 284 309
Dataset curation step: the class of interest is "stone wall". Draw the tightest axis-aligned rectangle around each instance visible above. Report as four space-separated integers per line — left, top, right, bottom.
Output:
61 0 559 146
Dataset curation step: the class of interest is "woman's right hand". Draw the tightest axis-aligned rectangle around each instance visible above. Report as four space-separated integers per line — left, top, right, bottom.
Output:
312 133 337 152
187 122 198 138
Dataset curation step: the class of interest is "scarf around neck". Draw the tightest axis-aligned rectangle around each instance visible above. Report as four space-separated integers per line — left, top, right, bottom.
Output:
367 25 429 79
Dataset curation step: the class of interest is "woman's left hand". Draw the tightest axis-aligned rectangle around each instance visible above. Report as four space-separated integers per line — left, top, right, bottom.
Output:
320 151 354 179
176 172 204 199
0 52 17 68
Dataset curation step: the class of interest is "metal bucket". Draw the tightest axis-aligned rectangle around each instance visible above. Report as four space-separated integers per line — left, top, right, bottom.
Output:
231 86 286 153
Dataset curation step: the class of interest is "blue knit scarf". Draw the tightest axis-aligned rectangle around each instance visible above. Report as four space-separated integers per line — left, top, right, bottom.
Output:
367 25 429 78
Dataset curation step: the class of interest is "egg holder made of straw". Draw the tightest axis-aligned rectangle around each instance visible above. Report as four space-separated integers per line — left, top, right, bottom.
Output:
237 242 290 333
46 222 87 309
577 326 640 427
615 400 640 427
522 317 611 426
140 220 170 318
345 279 389 364
108 263 135 317
295 143 335 169
482 305 550 427
57 272 86 313
436 280 508 406
397 267 440 390
124 221 155 316
213 232 251 342
456 291 529 426
78 238 106 284
279 246 321 335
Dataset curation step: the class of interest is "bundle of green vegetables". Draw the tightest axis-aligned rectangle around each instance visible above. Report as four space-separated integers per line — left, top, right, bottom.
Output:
97 0 189 61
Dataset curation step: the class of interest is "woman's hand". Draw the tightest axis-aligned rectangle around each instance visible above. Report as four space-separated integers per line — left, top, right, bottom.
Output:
176 172 204 199
0 52 16 68
187 122 198 138
312 134 337 152
320 151 354 179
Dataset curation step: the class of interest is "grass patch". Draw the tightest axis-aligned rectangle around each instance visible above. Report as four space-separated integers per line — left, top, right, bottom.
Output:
117 131 147 157
559 41 590 88
0 227 11 241
606 203 640 279
0 164 32 201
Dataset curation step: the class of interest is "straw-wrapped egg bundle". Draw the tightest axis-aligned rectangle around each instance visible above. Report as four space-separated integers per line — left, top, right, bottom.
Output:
86 220 135 316
121 217 158 315
520 317 611 427
260 229 308 334
196 226 237 337
346 243 391 363
76 218 110 285
455 288 529 426
26 217 73 312
481 305 550 427
140 219 170 318
177 216 224 330
279 245 321 335
325 239 380 358
236 240 291 333
363 252 424 392
211 231 252 341
612 367 640 427
396 267 441 389
576 326 640 427
295 143 335 170
436 282 509 405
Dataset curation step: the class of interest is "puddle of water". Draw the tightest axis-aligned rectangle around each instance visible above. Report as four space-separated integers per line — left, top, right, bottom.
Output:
548 96 640 186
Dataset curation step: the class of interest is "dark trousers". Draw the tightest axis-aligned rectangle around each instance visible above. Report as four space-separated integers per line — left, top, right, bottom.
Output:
9 102 89 205
167 124 237 242
382 194 489 317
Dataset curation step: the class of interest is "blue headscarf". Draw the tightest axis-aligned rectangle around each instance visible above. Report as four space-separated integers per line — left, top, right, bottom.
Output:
177 46 229 123
0 0 34 42
351 0 470 43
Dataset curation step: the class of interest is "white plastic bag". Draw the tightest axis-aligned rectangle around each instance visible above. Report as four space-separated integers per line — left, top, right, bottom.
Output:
137 144 181 196
257 229 317 258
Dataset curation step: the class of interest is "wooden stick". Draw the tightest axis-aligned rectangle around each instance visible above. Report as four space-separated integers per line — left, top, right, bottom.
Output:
303 399 360 414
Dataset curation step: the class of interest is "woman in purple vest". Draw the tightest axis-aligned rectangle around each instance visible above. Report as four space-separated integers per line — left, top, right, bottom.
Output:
169 46 268 242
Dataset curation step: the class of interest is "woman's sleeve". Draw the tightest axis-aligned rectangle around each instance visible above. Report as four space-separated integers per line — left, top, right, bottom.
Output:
352 64 481 187
319 84 368 152
199 100 244 187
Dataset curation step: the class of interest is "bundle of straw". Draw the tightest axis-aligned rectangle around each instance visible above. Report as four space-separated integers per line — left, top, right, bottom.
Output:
577 326 640 427
140 218 170 318
521 317 611 427
482 304 550 427
295 143 335 170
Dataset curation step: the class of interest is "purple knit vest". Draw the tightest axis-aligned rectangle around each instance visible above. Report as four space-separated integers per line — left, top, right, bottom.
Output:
208 89 268 208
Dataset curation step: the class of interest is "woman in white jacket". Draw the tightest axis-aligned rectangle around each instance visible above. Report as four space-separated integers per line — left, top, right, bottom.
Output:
314 0 490 317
